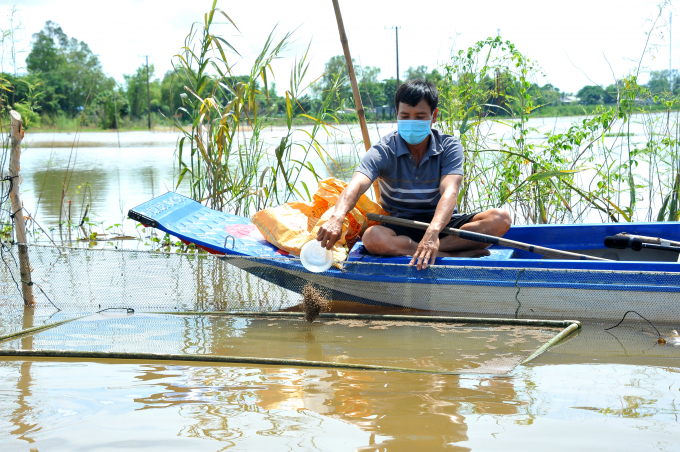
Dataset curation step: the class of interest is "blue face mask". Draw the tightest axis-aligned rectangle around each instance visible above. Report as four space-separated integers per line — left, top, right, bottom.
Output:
397 119 432 145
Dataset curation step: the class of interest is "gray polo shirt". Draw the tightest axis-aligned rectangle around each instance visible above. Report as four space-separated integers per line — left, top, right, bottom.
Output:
356 129 464 219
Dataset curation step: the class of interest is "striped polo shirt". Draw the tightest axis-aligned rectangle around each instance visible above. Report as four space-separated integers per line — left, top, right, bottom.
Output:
355 129 464 219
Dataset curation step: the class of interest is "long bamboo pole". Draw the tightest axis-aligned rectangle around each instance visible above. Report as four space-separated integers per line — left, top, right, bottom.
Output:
367 213 611 261
9 110 36 307
331 0 380 201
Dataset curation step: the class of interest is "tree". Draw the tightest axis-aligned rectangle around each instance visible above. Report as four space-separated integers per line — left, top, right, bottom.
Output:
383 78 397 108
26 21 112 116
402 66 442 84
159 70 189 119
537 83 561 106
576 85 606 105
314 55 353 110
403 65 429 81
427 68 442 85
92 86 128 129
124 63 161 120
359 66 385 109
646 69 680 94
603 83 619 104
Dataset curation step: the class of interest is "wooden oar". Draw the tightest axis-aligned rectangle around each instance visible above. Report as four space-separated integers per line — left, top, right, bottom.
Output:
366 213 611 261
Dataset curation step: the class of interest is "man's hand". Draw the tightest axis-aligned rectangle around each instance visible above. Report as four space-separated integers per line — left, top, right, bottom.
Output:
315 172 373 251
317 213 345 250
409 229 440 270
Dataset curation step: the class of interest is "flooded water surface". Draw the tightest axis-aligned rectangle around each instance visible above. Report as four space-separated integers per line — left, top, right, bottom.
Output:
17 115 667 236
1 123 678 450
1 312 679 451
1 357 679 451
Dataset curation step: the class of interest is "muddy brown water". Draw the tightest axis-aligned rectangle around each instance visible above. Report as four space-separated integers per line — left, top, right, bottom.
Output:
1 310 679 451
3 128 679 450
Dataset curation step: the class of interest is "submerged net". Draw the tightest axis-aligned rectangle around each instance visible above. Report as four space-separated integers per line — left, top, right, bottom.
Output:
0 244 588 374
0 311 564 375
1 243 678 374
1 244 679 323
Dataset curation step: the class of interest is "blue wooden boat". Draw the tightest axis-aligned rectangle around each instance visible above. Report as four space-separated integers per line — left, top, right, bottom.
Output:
129 193 680 322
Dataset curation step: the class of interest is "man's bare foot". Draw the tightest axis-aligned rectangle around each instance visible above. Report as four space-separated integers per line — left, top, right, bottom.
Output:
437 248 491 258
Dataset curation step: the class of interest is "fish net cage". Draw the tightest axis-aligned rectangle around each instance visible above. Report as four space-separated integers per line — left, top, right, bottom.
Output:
2 244 680 319
0 243 676 374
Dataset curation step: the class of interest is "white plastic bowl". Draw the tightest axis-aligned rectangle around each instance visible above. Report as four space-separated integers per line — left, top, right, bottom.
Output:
300 240 333 273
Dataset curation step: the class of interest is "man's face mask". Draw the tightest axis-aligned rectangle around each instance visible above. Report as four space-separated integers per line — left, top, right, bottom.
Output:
397 117 432 145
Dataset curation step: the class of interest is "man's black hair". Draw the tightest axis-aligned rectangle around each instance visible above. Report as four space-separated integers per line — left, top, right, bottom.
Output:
394 79 438 113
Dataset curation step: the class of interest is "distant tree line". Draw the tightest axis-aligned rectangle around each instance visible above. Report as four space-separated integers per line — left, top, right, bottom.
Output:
3 20 679 130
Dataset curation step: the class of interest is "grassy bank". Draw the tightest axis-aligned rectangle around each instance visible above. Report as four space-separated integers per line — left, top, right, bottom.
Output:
22 101 680 133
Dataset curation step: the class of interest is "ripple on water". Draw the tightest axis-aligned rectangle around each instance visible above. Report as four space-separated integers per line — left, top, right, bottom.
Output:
0 360 679 451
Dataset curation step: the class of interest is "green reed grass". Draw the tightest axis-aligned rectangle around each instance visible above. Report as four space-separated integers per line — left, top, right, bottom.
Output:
436 5 680 225
169 1 680 226
167 1 342 217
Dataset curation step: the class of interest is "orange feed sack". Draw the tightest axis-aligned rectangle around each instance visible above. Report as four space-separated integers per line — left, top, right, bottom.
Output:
251 177 387 262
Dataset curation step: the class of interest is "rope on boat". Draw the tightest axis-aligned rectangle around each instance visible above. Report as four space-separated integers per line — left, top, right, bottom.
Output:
605 310 661 337
605 310 667 344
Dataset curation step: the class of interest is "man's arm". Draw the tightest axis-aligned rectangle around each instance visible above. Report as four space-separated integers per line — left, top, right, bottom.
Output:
316 172 373 250
410 174 463 270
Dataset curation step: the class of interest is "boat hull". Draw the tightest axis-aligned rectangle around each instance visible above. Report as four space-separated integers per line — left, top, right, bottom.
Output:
129 192 680 323
229 258 680 322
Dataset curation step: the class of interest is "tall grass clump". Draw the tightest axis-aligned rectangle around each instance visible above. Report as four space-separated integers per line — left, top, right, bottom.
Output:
436 1 680 225
171 1 680 227
169 1 342 216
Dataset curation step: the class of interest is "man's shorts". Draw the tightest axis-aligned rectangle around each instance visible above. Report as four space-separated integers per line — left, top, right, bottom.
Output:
381 212 479 243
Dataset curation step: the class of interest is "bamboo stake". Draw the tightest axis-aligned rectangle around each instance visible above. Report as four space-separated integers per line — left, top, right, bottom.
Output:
8 110 36 307
520 322 581 364
331 0 380 201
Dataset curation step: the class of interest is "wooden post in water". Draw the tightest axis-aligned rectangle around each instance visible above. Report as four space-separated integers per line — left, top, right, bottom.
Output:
8 110 36 307
331 0 380 201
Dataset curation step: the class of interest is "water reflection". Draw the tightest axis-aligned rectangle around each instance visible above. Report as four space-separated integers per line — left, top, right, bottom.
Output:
124 349 523 451
21 143 186 234
29 167 116 225
2 358 679 450
9 361 36 447
129 365 492 450
21 307 34 351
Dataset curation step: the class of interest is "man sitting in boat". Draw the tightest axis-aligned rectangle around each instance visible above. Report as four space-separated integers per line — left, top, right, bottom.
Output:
316 78 512 270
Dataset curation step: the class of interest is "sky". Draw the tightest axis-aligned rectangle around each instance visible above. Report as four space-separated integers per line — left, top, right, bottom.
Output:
0 0 676 95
